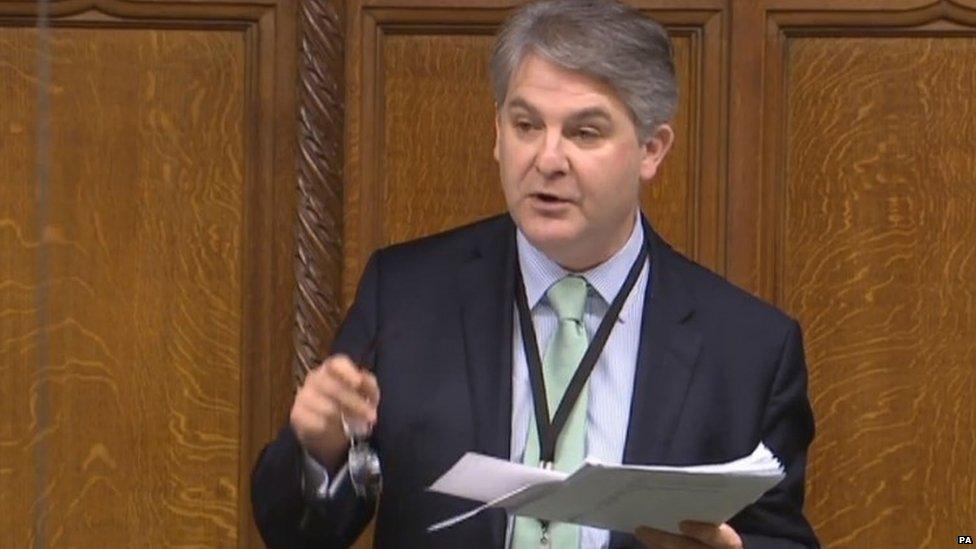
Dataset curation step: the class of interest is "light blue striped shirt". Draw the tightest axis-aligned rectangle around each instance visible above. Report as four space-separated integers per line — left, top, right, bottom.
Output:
508 216 649 549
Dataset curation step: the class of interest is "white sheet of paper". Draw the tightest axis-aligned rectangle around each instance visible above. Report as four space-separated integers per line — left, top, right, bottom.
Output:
427 443 785 535
427 451 565 502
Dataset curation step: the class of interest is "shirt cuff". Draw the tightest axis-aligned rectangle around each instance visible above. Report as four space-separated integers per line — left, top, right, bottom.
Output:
301 448 346 501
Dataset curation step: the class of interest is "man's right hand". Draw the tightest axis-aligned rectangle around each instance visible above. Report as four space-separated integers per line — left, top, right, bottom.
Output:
289 354 380 473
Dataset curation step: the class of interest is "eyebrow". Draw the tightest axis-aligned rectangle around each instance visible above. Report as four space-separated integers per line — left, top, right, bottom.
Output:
566 107 613 125
505 97 540 116
506 97 613 124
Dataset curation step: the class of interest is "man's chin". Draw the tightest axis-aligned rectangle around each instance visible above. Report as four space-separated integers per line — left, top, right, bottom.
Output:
517 219 583 254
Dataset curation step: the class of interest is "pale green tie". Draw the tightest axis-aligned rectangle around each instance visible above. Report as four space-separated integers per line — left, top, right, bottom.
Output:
513 275 589 549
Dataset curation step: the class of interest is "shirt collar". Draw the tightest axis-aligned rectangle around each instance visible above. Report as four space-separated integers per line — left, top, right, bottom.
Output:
516 213 645 317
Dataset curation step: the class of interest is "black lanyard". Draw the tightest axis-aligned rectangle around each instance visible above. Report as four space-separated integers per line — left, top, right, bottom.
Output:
514 238 648 465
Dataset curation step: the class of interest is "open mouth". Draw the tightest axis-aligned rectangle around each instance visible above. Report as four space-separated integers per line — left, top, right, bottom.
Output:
532 192 567 203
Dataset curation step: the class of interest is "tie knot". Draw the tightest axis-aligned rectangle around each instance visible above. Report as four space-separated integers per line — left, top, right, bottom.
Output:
546 275 588 323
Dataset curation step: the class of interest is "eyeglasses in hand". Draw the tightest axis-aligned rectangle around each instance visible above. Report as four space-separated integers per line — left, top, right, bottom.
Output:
342 413 382 499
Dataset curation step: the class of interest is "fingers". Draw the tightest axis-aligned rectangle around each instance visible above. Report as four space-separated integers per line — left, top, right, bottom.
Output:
289 353 381 463
325 355 380 409
678 521 742 549
635 523 742 549
306 356 379 425
293 386 340 420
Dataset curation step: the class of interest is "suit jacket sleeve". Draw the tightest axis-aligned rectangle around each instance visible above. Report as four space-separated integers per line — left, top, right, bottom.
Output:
731 320 819 548
251 252 382 549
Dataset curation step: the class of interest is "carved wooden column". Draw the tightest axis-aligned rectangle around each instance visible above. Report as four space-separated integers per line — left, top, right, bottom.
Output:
294 0 345 383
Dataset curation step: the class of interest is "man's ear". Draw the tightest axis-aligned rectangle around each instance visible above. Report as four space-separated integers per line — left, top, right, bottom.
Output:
493 104 502 162
639 124 674 182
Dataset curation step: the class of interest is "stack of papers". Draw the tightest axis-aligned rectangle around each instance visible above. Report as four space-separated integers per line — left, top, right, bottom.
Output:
428 443 784 535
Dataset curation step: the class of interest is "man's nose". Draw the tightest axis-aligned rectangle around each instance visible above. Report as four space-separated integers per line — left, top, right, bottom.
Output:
534 130 569 177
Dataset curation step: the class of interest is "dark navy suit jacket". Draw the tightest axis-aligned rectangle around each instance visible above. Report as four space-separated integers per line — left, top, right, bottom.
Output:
251 214 819 548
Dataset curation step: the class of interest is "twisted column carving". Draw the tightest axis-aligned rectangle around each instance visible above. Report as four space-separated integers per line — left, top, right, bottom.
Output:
294 0 344 385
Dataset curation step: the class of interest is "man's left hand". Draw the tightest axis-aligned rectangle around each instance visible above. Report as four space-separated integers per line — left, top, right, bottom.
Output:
635 521 743 548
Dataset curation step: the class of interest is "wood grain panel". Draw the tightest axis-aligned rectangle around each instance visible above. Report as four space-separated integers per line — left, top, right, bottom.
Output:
641 33 694 257
0 26 245 547
382 32 504 245
783 35 976 547
0 24 40 549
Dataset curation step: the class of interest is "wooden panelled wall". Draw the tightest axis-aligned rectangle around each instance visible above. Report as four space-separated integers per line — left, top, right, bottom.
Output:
338 0 976 547
0 0 307 546
1 0 974 548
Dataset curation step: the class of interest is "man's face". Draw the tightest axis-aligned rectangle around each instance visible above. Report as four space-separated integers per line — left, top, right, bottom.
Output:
494 54 673 270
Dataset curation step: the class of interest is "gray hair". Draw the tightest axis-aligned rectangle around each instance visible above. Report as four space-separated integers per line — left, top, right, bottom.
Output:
489 0 677 143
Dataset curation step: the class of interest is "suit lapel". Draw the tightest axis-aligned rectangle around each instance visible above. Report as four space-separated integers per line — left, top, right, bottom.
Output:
457 217 516 549
609 220 702 548
457 218 516 461
622 219 702 465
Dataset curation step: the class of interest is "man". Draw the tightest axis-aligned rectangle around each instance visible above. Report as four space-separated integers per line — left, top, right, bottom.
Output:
252 1 818 547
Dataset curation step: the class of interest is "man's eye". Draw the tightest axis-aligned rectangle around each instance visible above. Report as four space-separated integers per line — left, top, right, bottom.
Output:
514 121 536 132
574 128 601 141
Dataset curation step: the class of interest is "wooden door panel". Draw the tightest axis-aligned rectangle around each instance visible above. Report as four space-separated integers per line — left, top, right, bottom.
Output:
729 2 976 545
0 25 246 547
784 35 976 547
382 32 503 245
0 0 298 545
